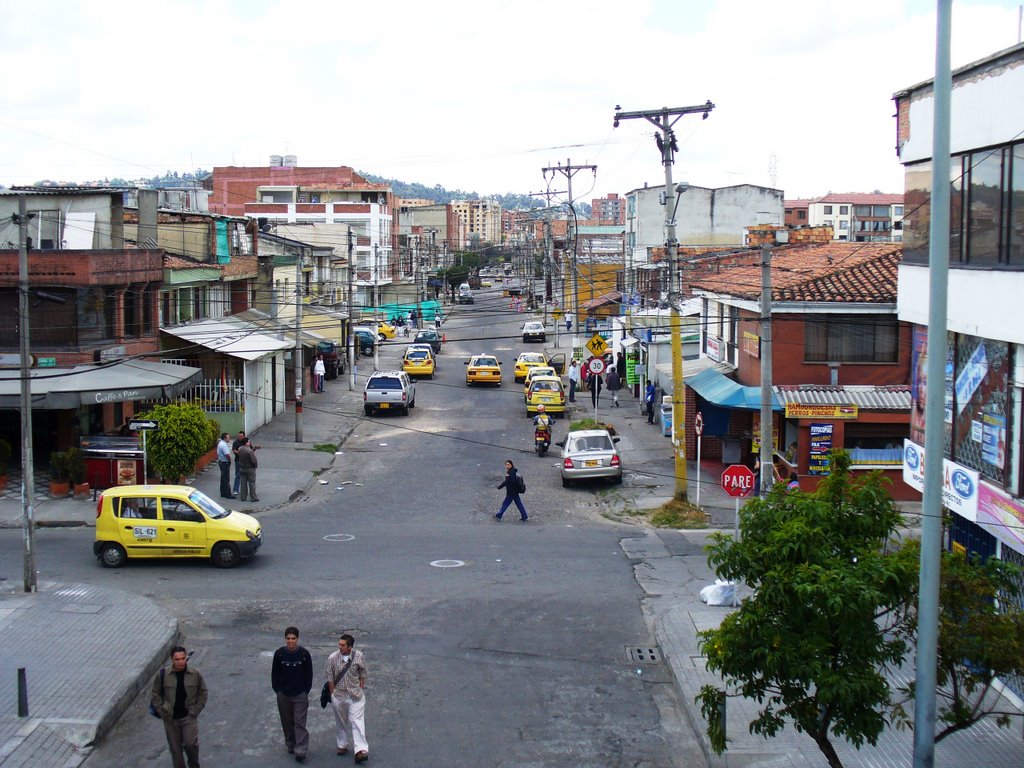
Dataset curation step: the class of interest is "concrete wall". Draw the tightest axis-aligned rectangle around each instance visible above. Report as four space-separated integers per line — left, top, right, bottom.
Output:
0 192 124 250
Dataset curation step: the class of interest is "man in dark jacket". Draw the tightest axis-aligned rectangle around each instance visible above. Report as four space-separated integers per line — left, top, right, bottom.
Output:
151 645 208 768
272 626 314 762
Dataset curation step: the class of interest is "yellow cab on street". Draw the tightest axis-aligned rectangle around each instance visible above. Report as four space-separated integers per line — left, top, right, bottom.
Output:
513 352 547 383
522 365 557 399
526 375 566 415
465 354 502 386
402 346 436 378
94 485 262 568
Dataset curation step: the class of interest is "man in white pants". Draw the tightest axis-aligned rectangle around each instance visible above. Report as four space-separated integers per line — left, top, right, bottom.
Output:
325 634 369 763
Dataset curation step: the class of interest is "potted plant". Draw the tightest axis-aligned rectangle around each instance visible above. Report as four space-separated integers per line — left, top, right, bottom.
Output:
49 450 70 498
0 437 11 491
66 446 89 498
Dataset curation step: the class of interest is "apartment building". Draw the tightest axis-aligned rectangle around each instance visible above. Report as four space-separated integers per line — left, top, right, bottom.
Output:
451 199 501 246
591 192 625 224
800 193 905 242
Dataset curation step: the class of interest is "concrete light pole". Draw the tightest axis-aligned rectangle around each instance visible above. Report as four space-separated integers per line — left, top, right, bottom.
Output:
16 195 37 592
614 101 715 501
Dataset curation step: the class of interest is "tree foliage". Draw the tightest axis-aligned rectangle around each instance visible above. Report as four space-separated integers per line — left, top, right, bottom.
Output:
696 453 916 768
137 403 219 482
891 540 1024 742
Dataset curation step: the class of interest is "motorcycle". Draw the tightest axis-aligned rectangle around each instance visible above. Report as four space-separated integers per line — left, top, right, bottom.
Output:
534 428 551 456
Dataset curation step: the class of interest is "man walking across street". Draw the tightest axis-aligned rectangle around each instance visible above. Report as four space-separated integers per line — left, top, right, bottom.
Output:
151 645 207 768
567 360 580 403
606 366 622 407
325 633 369 763
217 432 235 499
565 313 573 333
236 437 259 502
272 626 314 762
645 381 657 424
590 371 604 409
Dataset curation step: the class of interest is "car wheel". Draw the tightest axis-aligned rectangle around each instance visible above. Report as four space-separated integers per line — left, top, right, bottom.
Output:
364 405 373 416
612 475 623 485
409 397 416 409
99 542 127 568
378 333 386 342
402 404 410 416
561 476 571 488
466 380 473 387
211 542 241 568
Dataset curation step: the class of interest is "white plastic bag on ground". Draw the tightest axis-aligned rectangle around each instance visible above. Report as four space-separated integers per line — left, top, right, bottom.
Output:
699 579 736 606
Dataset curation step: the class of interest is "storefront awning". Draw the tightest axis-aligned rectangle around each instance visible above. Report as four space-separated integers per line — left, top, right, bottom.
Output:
687 367 782 410
161 317 293 360
0 360 202 410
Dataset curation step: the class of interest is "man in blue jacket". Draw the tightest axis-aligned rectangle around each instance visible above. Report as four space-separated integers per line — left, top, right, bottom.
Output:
272 626 314 762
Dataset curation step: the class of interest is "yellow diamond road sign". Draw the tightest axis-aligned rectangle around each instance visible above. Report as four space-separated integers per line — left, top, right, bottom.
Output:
552 309 563 320
586 333 608 357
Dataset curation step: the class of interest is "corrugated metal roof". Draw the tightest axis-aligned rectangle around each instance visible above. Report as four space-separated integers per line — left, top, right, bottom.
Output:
1 186 129 196
774 384 910 410
161 317 292 361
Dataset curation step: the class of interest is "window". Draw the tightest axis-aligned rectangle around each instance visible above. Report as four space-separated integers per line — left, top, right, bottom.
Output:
797 210 807 220
839 220 849 230
894 206 903 216
804 314 899 363
823 205 833 214
825 219 833 227
967 149 1004 266
840 205 849 215
119 497 159 520
76 287 116 344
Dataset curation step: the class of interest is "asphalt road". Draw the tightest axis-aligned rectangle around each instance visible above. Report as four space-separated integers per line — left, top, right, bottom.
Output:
1 288 702 767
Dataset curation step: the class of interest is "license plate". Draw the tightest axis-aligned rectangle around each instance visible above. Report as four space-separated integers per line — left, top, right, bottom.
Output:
541 397 554 403
379 403 390 409
583 460 599 467
479 371 489 376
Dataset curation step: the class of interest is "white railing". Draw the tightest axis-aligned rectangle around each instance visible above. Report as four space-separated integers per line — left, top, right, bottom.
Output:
177 379 245 413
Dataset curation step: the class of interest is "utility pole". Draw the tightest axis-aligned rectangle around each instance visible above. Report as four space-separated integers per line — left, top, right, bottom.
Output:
294 246 304 442
16 195 36 592
347 228 356 391
614 101 715 501
758 243 774 495
541 160 596 334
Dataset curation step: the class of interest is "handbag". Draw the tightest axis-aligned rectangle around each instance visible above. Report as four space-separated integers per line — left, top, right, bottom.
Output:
320 657 352 709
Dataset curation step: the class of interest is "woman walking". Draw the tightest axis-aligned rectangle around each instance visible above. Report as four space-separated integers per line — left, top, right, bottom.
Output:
494 460 528 521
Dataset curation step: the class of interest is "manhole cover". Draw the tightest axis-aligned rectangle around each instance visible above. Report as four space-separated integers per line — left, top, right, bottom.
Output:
626 645 662 664
429 559 465 568
323 534 355 542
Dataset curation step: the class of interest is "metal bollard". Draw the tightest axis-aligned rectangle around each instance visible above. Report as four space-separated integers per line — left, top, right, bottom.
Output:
18 667 28 717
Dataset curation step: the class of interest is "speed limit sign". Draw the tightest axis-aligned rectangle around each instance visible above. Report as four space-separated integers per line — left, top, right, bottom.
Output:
587 356 606 375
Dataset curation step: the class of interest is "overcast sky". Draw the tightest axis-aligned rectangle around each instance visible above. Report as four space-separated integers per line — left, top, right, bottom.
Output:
1 0 1021 202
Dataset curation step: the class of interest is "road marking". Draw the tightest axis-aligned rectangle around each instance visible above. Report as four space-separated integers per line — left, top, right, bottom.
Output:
429 559 465 568
323 534 355 542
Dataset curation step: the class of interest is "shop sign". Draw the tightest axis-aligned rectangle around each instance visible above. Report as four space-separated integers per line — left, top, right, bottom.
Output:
625 351 641 385
902 439 979 521
751 412 779 453
976 482 1024 553
785 403 858 419
742 331 760 359
706 336 721 362
981 412 1006 469
809 423 833 475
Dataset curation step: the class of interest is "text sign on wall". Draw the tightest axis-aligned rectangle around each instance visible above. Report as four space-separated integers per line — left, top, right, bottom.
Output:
902 439 979 521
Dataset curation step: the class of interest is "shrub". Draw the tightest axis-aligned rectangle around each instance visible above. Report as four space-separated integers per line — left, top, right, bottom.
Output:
136 404 220 482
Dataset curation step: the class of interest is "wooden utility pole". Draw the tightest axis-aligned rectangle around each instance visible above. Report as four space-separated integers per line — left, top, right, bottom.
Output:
541 160 596 325
614 101 715 501
16 195 37 592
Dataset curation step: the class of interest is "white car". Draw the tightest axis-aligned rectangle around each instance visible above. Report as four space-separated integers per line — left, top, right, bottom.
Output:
522 321 546 343
560 429 622 487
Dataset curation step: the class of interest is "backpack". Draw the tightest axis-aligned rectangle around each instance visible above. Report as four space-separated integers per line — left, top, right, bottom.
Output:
517 474 526 494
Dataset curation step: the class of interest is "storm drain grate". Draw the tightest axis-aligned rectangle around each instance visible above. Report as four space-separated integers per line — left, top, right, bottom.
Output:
626 645 662 664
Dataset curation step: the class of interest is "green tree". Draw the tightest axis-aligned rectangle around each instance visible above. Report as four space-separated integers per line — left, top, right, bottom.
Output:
137 403 219 482
696 453 916 768
891 540 1024 742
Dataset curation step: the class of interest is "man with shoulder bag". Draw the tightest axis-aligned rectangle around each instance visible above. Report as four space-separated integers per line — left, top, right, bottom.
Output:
325 633 369 763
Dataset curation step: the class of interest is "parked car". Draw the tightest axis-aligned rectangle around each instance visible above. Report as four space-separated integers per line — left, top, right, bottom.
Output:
465 354 501 386
413 329 443 354
513 352 548 383
560 429 622 487
525 375 566 415
93 485 262 568
314 340 344 379
356 320 396 341
352 328 376 356
521 321 546 343
457 289 475 304
402 347 435 378
363 370 416 416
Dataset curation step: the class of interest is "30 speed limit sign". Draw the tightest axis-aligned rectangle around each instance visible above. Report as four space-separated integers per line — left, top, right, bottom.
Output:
587 356 606 375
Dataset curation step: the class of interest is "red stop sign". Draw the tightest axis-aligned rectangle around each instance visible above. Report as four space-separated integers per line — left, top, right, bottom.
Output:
721 464 755 497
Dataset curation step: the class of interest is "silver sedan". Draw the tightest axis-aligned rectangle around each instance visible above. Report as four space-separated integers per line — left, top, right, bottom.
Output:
560 429 622 487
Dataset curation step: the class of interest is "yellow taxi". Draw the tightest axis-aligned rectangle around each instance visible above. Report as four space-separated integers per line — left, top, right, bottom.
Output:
376 320 397 339
513 352 548 383
480 279 493 287
403 347 436 378
465 354 502 386
94 485 262 568
522 365 557 399
526 375 567 415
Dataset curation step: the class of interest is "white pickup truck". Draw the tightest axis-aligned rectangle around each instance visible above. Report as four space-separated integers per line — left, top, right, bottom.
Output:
363 371 416 416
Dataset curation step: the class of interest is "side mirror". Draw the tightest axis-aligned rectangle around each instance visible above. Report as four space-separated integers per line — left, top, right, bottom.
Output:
464 361 469 366
613 437 621 444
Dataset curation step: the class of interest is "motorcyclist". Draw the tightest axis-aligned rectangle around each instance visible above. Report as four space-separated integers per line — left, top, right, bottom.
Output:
533 404 552 437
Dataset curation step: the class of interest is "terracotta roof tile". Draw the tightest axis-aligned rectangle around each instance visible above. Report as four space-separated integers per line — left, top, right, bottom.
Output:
688 243 902 303
221 253 258 279
816 192 904 205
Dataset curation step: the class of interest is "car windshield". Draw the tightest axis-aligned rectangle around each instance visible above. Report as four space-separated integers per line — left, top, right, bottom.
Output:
531 381 561 393
520 354 545 364
569 435 614 452
529 368 555 378
190 489 230 519
475 358 497 366
406 351 430 361
367 377 401 389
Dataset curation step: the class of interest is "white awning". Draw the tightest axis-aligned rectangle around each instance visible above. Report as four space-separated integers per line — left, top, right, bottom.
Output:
162 317 293 360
